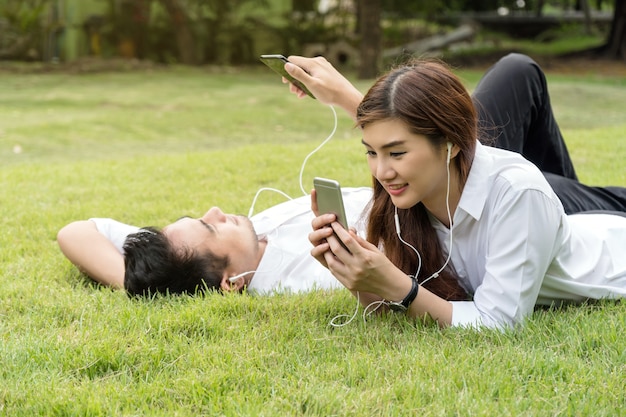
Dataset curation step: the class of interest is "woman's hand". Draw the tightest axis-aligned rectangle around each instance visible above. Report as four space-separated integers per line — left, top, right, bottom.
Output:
309 191 453 326
309 190 410 299
283 55 364 120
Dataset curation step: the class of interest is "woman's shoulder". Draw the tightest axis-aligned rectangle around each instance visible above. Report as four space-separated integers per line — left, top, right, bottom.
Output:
479 145 552 193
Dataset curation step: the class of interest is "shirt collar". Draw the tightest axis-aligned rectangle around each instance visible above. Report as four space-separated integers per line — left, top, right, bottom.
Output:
456 141 491 221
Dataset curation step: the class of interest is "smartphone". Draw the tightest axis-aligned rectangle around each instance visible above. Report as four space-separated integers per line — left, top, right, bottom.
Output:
313 177 350 251
259 54 315 99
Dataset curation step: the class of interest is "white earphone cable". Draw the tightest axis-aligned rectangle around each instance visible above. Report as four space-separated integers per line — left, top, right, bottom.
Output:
420 144 454 286
247 104 338 217
298 105 338 196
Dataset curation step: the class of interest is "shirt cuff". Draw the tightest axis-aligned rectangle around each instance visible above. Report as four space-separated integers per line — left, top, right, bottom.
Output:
450 301 484 329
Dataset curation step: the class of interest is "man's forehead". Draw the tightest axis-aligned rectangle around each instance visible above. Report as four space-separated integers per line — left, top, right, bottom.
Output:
162 218 193 241
163 215 191 232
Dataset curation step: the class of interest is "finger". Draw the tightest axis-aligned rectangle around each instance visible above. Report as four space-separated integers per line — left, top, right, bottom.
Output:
311 214 336 231
285 61 309 81
311 189 320 217
351 231 379 250
311 237 330 252
309 227 331 245
330 222 354 250
323 247 349 278
284 80 304 97
325 232 351 257
286 55 314 73
310 246 330 269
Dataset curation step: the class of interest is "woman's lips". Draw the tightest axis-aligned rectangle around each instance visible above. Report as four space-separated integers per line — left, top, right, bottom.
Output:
386 183 407 196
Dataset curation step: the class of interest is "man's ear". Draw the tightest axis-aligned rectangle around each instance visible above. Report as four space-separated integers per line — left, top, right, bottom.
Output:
220 273 245 292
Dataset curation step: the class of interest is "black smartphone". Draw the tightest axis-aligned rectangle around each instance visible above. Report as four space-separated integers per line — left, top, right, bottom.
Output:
313 177 350 251
259 54 315 99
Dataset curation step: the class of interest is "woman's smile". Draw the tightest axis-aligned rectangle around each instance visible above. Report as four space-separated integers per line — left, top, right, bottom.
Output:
385 183 408 196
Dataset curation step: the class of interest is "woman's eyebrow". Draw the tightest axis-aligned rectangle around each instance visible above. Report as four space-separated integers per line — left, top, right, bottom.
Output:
175 215 192 222
361 138 406 149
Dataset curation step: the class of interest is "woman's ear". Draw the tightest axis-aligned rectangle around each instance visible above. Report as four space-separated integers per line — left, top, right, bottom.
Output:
446 141 460 160
220 273 245 292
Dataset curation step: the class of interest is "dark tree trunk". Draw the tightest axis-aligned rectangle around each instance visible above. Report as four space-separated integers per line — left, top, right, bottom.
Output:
600 0 626 59
159 0 197 64
358 0 382 79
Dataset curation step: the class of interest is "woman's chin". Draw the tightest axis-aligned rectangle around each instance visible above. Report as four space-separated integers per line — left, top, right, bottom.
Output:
390 197 417 210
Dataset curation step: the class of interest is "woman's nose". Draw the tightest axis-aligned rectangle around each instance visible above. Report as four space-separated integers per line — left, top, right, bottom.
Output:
375 160 394 180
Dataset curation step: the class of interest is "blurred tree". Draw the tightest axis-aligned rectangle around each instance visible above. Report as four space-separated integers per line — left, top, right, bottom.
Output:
601 0 625 59
0 0 53 60
197 0 269 65
158 0 196 64
292 0 316 11
358 0 382 78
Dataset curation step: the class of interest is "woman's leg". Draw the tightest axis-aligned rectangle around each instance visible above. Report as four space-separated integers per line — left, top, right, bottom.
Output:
472 53 578 180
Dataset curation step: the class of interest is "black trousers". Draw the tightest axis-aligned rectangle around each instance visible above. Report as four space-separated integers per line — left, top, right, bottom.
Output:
472 53 626 215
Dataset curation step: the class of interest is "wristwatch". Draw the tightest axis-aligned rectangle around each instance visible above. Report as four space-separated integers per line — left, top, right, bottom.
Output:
388 276 419 312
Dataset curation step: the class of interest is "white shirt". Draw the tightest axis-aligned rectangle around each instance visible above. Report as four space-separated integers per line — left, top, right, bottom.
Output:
90 187 372 295
247 187 371 295
90 218 139 253
441 142 626 329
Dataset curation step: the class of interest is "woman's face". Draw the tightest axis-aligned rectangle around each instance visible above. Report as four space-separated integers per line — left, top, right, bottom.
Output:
362 118 449 210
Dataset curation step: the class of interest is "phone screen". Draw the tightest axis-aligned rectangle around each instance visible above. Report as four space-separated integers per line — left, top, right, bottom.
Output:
259 54 315 99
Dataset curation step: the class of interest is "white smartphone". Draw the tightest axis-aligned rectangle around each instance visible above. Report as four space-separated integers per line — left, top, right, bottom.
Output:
259 54 315 99
313 177 350 252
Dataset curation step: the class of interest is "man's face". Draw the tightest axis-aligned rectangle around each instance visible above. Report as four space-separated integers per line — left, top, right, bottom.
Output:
163 207 262 277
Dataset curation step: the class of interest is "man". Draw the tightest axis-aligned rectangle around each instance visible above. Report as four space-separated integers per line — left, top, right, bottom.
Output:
57 187 373 296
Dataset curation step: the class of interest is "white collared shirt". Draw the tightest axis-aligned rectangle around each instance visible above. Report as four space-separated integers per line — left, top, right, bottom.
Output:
247 187 372 295
91 187 372 295
442 142 626 329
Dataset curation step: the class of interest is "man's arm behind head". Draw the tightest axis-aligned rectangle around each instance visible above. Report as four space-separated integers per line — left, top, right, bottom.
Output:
122 227 227 297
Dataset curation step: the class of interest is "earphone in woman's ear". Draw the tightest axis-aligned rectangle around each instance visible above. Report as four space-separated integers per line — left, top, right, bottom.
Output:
446 142 452 164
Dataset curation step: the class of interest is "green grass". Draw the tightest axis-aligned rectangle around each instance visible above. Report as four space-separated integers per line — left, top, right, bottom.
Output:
1 61 625 415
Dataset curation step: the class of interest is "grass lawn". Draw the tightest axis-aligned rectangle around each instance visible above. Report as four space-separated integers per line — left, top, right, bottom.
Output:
1 59 625 416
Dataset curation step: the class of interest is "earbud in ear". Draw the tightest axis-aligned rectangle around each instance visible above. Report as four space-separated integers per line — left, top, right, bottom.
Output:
446 142 452 164
228 271 255 283
228 275 242 283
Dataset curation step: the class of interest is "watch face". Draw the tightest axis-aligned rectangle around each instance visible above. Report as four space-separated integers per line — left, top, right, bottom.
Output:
388 302 407 312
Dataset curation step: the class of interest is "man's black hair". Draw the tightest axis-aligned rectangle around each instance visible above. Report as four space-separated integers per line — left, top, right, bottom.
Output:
122 227 228 297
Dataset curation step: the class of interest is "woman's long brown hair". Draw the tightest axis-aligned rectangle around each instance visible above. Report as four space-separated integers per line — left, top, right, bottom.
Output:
357 59 477 301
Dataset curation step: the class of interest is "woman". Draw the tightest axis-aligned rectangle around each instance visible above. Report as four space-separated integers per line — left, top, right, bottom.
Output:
284 53 626 329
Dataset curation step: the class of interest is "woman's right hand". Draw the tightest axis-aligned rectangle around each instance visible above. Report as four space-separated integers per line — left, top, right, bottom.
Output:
283 56 364 120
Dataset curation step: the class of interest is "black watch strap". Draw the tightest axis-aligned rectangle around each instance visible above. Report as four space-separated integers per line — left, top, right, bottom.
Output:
388 276 419 312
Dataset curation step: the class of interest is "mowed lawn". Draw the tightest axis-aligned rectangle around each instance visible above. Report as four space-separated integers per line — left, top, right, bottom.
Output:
1 60 625 416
